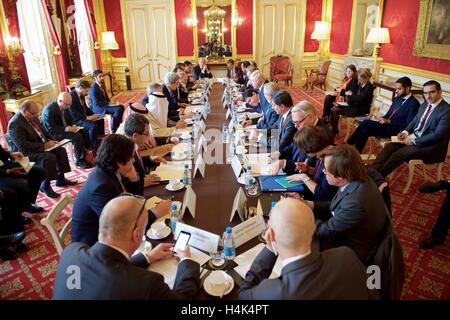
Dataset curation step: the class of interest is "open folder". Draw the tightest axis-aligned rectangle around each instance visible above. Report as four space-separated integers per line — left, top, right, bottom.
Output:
45 139 71 152
258 175 304 192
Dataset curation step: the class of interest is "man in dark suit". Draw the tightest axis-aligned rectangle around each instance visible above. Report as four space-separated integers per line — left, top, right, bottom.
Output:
71 134 170 246
122 113 167 194
41 92 92 169
307 144 387 264
371 80 450 177
0 145 45 215
238 198 379 300
8 100 77 198
226 59 243 82
248 72 279 129
192 58 213 80
89 69 124 133
270 101 332 175
271 90 297 155
69 80 104 149
347 77 420 152
54 195 200 299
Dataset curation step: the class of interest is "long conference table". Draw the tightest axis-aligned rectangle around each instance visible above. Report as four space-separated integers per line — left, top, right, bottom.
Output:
143 82 268 300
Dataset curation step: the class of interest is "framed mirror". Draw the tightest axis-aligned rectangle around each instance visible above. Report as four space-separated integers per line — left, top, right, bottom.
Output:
192 0 237 62
348 0 384 56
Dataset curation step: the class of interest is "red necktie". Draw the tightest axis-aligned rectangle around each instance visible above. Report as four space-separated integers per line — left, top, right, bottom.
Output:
30 120 47 142
415 105 433 134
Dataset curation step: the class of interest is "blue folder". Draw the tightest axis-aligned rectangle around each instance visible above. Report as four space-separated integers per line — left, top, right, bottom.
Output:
258 175 305 192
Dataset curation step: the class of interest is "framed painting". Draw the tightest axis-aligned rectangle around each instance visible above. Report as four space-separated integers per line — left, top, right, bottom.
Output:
413 0 450 60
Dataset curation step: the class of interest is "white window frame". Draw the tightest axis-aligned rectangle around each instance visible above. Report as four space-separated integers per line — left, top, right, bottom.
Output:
73 0 95 74
16 0 53 89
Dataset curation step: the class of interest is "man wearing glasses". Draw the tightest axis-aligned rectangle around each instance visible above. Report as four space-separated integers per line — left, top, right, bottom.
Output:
54 195 200 299
270 100 332 175
8 100 77 198
42 92 92 169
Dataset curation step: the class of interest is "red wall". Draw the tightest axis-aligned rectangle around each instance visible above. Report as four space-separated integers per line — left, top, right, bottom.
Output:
380 0 450 74
304 0 322 52
330 0 353 55
175 0 194 56
235 0 253 55
103 0 126 58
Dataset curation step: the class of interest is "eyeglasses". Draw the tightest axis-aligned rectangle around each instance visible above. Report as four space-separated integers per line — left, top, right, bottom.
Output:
293 114 310 125
119 192 147 230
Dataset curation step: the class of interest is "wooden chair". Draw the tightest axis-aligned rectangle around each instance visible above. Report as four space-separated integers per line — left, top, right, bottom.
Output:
400 140 449 194
304 60 331 91
270 55 293 86
40 193 73 256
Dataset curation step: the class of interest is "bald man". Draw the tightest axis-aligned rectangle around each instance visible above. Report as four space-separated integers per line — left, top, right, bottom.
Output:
41 92 92 169
8 100 76 198
53 195 200 299
238 198 379 300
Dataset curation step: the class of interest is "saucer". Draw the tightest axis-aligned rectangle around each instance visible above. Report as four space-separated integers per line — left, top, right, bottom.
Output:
237 176 246 184
146 226 171 240
204 272 234 297
166 182 185 191
172 153 187 160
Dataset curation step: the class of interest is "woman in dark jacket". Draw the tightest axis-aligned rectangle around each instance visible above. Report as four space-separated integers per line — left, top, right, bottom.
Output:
330 68 375 137
322 64 358 122
286 125 338 201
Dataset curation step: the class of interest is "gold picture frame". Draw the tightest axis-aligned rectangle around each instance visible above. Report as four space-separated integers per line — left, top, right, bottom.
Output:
413 0 450 60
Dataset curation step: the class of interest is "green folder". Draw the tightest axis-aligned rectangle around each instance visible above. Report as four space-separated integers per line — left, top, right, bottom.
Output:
274 176 304 189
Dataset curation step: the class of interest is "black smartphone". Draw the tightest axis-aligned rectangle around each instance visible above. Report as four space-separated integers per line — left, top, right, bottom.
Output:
173 231 191 253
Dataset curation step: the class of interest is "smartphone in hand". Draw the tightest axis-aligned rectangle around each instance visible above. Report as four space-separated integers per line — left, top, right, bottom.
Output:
173 231 191 253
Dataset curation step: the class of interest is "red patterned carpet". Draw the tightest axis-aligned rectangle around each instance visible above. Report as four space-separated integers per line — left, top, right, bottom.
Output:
0 86 448 300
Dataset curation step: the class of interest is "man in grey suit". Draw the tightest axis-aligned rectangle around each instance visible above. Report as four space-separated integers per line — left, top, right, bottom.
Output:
7 100 77 198
238 198 379 300
53 195 200 299
301 144 388 264
371 80 450 177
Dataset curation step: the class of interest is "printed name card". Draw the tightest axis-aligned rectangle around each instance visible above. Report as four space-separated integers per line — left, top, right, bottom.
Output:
229 187 247 222
199 119 206 132
193 152 205 178
232 214 266 248
231 155 243 179
225 108 231 120
181 186 196 218
174 222 220 253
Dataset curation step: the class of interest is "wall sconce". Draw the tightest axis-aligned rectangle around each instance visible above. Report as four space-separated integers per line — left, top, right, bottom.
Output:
366 27 390 58
4 36 28 98
232 4 244 26
4 36 24 55
186 16 198 27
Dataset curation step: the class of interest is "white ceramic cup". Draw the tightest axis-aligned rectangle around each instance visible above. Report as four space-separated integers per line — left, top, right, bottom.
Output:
169 179 180 188
208 270 228 292
151 221 166 237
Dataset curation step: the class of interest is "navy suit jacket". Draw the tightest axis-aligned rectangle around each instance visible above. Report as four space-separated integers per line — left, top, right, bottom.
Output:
276 111 297 155
383 95 420 131
310 158 338 201
41 101 75 137
71 167 145 246
346 82 374 115
69 89 93 125
192 65 213 80
313 179 388 264
255 82 279 129
162 84 180 120
404 99 450 163
238 246 379 300
53 242 200 300
89 82 110 114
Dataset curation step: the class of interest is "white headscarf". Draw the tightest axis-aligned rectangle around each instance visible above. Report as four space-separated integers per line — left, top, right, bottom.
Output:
146 92 168 129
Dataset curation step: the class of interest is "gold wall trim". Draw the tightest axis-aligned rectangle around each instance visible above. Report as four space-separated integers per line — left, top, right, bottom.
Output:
237 54 254 59
329 53 345 59
380 62 450 83
0 0 8 39
177 56 195 61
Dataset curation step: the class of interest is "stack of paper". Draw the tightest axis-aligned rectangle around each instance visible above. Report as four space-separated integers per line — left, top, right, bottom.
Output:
153 161 192 181
234 243 282 280
242 153 271 176
45 138 71 152
17 156 35 173
148 247 210 289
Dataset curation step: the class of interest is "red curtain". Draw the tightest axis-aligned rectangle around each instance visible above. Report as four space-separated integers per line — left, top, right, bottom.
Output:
1 0 31 92
83 0 102 69
0 99 8 135
55 0 72 77
40 0 69 91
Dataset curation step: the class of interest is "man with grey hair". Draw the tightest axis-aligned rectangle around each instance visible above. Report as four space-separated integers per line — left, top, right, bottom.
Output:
238 198 378 300
270 100 332 175
162 72 185 122
53 195 200 299
192 57 213 80
249 73 279 129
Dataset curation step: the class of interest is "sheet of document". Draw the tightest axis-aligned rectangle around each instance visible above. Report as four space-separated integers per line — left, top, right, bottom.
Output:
233 243 282 280
45 138 71 152
153 161 192 180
